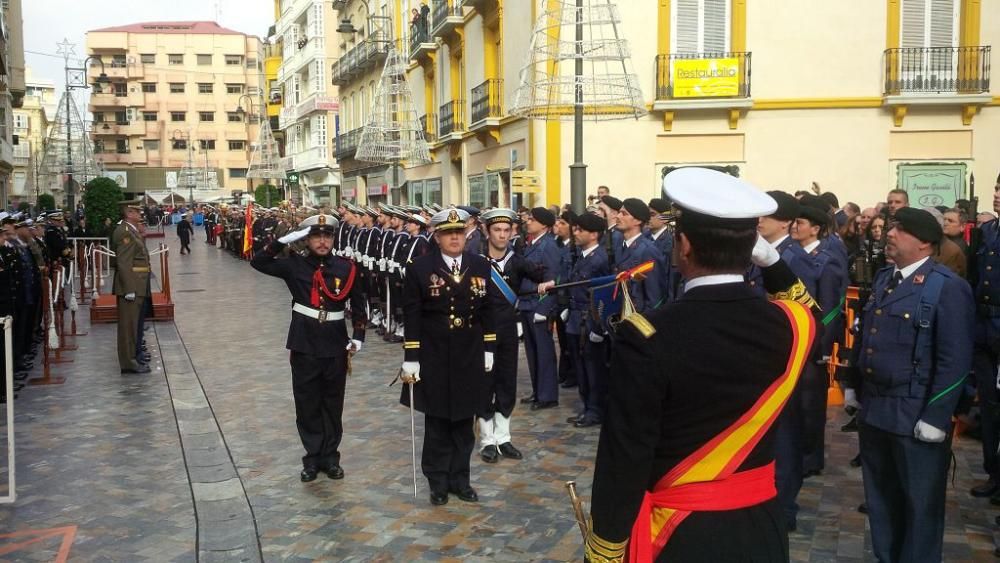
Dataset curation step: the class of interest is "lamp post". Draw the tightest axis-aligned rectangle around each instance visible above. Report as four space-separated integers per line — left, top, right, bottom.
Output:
235 93 260 205
57 39 111 212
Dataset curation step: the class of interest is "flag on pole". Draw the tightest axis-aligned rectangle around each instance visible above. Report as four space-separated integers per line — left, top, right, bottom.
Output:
242 205 254 257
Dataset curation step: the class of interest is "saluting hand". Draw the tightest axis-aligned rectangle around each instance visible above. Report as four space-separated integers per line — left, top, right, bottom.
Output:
278 227 310 245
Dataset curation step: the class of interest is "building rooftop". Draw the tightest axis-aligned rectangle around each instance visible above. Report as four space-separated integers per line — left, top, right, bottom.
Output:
89 21 245 35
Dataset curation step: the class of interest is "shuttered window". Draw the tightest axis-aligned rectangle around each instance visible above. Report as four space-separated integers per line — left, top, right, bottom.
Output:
672 0 730 54
901 0 958 47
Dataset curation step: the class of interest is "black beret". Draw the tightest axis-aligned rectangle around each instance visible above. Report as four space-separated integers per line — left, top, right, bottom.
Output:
530 207 556 227
600 195 623 211
894 207 943 244
575 213 607 233
648 198 671 214
820 191 839 210
622 198 651 222
457 205 480 217
767 191 800 222
560 210 578 225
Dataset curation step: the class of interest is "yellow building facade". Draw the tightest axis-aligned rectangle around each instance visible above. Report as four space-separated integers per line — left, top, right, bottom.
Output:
11 68 56 204
85 21 263 198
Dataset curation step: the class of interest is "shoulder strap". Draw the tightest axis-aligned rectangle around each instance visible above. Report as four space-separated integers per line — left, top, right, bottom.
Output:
913 270 946 372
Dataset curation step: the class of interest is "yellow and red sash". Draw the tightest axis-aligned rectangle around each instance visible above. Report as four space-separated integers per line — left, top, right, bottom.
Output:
628 300 815 562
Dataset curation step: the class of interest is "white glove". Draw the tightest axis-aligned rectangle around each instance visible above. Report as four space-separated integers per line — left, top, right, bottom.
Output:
751 234 780 267
914 420 947 443
516 322 523 338
278 227 310 245
537 280 556 295
533 313 547 323
124 292 136 302
346 339 362 353
401 361 421 384
844 388 860 411
484 352 494 373
560 309 569 323
588 331 605 343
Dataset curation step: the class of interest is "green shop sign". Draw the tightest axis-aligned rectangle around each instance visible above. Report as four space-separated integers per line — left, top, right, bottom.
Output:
896 162 967 208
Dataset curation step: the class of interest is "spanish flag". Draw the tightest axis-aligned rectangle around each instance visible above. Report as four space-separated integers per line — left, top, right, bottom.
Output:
242 204 254 258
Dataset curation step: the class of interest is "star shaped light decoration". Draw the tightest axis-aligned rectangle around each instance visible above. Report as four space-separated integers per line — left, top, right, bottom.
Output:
55 38 76 62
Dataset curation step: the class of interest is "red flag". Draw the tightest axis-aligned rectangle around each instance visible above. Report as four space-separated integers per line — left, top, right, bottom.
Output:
242 205 254 257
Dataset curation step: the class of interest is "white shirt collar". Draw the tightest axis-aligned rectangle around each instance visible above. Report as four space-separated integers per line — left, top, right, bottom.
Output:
803 239 821 254
442 252 462 269
770 234 789 249
562 238 571 247
532 232 548 245
624 233 642 248
894 256 930 281
580 243 598 258
684 274 746 292
650 226 669 241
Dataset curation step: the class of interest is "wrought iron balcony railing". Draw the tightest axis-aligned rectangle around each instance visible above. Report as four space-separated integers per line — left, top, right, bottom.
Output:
883 46 990 95
654 52 752 100
409 26 433 59
470 78 503 124
334 126 364 159
431 0 463 37
439 101 466 138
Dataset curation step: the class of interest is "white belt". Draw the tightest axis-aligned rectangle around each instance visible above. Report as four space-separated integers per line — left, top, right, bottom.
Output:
292 303 345 323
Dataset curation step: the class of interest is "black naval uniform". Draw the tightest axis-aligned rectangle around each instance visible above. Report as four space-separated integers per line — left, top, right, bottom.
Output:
251 240 367 473
401 252 498 497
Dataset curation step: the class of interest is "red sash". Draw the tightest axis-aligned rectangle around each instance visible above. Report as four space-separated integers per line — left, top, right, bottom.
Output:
628 300 815 562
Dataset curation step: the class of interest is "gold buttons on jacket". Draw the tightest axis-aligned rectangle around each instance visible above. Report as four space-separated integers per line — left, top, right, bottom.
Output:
875 309 882 315
866 368 873 374
870 328 878 334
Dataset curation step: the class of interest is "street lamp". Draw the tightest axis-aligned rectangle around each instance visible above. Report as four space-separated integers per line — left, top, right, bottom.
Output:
235 93 260 205
61 52 111 212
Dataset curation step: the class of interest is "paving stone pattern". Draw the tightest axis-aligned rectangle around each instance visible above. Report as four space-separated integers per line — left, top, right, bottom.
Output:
0 228 999 561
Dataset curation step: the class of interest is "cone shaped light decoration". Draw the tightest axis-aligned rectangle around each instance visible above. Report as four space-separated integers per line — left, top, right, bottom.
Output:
356 46 431 165
510 0 646 121
38 91 102 183
248 110 287 180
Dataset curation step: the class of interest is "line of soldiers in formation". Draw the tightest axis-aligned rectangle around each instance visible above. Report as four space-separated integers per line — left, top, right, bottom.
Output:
0 210 77 402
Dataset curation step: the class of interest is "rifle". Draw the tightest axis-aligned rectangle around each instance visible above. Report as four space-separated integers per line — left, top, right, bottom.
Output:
966 172 982 286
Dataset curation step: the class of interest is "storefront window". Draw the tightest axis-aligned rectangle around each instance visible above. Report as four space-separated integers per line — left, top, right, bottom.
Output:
426 178 442 205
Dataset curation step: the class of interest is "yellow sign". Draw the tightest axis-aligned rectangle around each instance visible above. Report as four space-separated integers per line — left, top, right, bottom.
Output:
672 58 741 98
512 170 543 194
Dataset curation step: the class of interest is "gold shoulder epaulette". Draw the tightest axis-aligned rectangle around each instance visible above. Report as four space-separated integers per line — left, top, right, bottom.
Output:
622 313 656 339
769 279 819 310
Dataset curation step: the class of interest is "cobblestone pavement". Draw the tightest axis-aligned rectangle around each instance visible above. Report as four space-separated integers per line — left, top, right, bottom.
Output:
0 227 998 561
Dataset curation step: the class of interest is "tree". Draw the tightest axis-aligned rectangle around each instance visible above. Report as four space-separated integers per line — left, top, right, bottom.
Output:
37 193 56 212
17 201 30 213
82 177 124 238
254 183 281 207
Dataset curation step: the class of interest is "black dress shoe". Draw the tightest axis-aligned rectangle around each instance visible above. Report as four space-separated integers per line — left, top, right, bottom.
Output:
121 365 152 375
574 418 601 428
803 469 822 479
480 445 500 464
520 395 537 405
449 486 478 502
498 442 523 460
857 502 868 514
323 465 344 480
972 478 999 497
840 417 859 432
300 467 319 482
530 400 558 411
560 381 578 389
566 414 585 424
430 492 449 505
849 454 862 468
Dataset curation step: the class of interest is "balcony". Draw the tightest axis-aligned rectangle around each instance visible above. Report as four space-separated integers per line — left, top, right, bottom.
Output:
882 46 992 125
653 52 751 105
470 78 502 129
409 26 437 61
279 37 327 82
420 113 437 144
439 100 466 141
334 126 364 159
462 0 491 10
292 145 333 172
331 32 391 86
89 90 145 109
431 0 464 38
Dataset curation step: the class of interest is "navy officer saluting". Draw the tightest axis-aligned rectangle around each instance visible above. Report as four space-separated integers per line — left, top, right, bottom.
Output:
251 213 367 483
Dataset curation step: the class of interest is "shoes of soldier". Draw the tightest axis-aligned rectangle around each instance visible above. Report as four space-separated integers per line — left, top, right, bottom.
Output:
566 414 584 424
840 417 859 432
430 491 448 505
322 464 344 480
480 445 500 464
121 365 152 375
574 417 601 428
498 442 523 460
560 380 578 389
449 486 478 503
849 454 862 468
520 395 537 405
971 478 999 498
857 503 868 514
530 400 558 411
300 467 319 482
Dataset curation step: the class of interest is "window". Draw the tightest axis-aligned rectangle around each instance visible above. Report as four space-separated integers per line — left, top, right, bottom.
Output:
200 140 216 150
199 111 215 122
142 111 157 122
170 111 186 122
225 54 243 66
313 114 327 148
94 141 106 153
169 83 185 93
246 58 258 69
13 114 28 130
672 0 730 53
229 168 248 179
93 112 105 122
111 55 126 68
141 82 156 93
198 83 214 94
901 0 958 48
227 112 242 122
168 53 183 65
113 83 127 97
115 111 128 125
228 140 246 150
115 138 129 153
225 83 244 94
140 53 155 64
196 54 212 65
173 139 188 150
145 139 160 151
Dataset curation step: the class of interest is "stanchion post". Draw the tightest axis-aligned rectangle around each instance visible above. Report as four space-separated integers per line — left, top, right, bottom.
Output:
29 272 65 385
0 315 16 503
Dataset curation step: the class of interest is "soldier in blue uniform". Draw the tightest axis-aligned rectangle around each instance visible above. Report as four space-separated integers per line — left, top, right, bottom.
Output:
251 214 367 482
598 196 624 271
517 207 563 410
970 186 1000 500
616 198 664 314
645 198 675 301
459 206 483 254
849 207 974 563
554 210 578 389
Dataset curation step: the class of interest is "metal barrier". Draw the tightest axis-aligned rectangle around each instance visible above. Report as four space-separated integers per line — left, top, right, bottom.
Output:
0 315 14 504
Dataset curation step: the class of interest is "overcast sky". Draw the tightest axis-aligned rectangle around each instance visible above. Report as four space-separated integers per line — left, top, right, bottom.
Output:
22 0 275 93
